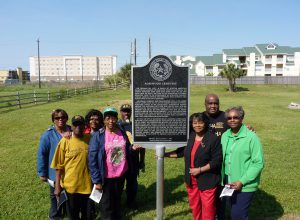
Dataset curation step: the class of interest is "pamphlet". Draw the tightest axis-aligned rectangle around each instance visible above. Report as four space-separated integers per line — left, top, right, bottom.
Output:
220 184 235 197
57 190 68 210
47 179 55 188
89 184 103 203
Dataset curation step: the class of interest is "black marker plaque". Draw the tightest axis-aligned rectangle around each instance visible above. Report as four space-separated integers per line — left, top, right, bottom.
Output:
132 55 189 147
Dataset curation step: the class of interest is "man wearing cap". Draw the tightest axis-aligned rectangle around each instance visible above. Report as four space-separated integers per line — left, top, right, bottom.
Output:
51 115 92 220
118 104 145 209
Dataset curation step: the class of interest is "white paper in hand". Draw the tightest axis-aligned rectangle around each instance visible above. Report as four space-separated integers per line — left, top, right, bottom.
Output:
220 184 235 197
89 184 103 203
47 179 55 188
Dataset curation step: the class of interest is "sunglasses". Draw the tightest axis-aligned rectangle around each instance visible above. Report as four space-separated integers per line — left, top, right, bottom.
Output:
227 116 240 120
54 116 66 120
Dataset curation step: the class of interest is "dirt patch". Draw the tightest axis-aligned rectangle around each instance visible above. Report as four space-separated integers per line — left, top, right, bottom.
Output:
279 214 300 220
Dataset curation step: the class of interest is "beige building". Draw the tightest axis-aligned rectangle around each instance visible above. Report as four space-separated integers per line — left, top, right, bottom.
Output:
29 55 117 81
0 68 29 84
0 70 12 84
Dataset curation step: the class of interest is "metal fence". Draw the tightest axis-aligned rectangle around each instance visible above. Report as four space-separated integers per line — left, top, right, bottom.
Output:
190 76 300 85
0 82 128 110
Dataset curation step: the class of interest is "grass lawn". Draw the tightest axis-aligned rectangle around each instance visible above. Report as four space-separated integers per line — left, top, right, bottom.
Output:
0 84 299 219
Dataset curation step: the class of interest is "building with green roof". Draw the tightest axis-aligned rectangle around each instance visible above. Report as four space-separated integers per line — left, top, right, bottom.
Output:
171 43 300 77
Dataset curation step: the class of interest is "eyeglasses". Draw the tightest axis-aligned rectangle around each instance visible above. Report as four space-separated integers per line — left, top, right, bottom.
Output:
54 116 66 120
227 116 240 120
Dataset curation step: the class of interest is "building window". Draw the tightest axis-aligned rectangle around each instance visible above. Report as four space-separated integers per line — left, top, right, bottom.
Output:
265 64 272 72
266 44 276 50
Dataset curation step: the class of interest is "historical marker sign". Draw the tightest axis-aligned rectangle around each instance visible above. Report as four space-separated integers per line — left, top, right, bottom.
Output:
132 55 189 148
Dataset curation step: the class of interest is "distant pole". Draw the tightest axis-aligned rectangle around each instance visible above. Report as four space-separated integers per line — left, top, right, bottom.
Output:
149 37 151 59
130 42 133 65
37 38 41 88
134 38 137 65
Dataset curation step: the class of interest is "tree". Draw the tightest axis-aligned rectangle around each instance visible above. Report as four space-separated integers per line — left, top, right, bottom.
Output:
219 63 246 92
119 63 132 84
103 64 132 88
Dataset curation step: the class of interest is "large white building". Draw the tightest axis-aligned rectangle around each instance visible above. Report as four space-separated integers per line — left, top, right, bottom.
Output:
29 55 117 81
171 43 300 77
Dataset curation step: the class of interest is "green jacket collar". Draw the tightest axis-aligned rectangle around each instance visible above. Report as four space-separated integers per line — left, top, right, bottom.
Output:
225 124 248 139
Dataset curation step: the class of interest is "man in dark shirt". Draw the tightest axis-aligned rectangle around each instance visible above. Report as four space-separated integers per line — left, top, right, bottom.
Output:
203 93 229 137
202 94 229 220
166 93 228 157
118 104 145 209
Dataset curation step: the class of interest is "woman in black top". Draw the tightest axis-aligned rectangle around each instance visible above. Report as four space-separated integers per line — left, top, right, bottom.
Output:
165 113 222 220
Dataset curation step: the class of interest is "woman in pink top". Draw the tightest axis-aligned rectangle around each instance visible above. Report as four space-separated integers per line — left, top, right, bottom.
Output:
88 107 140 220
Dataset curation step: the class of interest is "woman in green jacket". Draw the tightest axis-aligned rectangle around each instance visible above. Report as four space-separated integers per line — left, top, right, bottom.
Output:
221 106 264 220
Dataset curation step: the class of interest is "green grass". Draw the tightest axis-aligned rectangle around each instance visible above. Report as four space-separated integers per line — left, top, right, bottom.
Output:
0 85 300 219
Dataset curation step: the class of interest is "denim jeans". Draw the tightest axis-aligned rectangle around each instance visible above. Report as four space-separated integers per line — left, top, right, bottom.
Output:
49 186 60 220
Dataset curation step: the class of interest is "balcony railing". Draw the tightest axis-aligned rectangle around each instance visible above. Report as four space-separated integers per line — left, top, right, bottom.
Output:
276 68 283 73
265 68 272 72
265 58 272 63
277 58 284 63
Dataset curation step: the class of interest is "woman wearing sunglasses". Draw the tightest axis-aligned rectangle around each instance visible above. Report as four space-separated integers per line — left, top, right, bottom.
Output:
37 109 71 219
221 106 264 220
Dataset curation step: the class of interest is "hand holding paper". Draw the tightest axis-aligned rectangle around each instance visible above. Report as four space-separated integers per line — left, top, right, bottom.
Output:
220 184 235 197
89 184 103 203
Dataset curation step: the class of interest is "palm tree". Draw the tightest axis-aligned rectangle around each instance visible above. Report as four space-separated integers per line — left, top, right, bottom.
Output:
219 63 246 92
119 63 132 85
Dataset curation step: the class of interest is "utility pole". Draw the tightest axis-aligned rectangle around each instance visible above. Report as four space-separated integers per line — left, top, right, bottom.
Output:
37 38 41 88
130 42 133 65
134 38 137 65
149 37 151 59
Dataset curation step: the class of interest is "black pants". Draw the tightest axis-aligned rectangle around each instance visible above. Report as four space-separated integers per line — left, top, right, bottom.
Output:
66 193 92 220
215 184 225 220
125 170 138 206
101 176 125 220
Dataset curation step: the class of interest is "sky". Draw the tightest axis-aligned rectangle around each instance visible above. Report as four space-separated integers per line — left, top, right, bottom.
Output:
0 0 300 71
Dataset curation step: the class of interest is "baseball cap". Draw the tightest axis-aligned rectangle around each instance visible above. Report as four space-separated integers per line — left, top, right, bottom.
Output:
71 115 85 126
120 104 132 111
103 107 118 117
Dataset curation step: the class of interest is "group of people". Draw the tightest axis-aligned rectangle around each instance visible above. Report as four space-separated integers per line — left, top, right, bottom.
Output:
165 94 264 220
37 93 264 220
37 104 144 220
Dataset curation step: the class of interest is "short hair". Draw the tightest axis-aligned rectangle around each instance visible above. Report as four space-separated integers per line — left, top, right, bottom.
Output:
51 109 68 122
85 109 104 126
205 94 219 104
189 112 209 133
225 106 245 119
